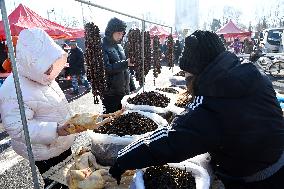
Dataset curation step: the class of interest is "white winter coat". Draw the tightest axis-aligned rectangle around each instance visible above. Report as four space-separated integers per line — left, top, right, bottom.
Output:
0 28 75 161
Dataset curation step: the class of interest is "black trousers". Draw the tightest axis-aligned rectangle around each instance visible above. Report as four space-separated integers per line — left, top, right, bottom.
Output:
223 167 284 189
35 148 72 188
102 95 124 114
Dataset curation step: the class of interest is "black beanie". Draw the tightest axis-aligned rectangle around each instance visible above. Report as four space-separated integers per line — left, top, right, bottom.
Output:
105 17 127 38
179 30 226 75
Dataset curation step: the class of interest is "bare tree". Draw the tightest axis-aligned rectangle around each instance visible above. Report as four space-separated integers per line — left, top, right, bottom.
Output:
222 6 242 24
210 19 222 32
60 16 80 28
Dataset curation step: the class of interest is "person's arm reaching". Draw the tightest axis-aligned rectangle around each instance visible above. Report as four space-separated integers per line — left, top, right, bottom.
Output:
109 96 220 183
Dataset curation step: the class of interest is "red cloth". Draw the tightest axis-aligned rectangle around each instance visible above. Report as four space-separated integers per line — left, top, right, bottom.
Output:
0 4 84 40
149 25 170 38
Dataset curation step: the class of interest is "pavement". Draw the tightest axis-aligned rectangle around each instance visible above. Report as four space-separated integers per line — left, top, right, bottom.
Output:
0 65 284 188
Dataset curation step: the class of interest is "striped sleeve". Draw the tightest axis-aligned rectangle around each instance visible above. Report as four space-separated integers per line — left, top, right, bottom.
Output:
115 96 218 171
118 126 170 158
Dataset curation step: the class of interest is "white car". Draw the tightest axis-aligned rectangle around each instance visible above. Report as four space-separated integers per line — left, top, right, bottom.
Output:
261 28 283 53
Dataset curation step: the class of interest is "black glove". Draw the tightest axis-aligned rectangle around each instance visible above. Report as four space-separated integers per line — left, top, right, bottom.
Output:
109 162 125 185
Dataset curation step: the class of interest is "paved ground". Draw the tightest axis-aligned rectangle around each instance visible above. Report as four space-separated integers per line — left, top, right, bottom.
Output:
0 65 283 188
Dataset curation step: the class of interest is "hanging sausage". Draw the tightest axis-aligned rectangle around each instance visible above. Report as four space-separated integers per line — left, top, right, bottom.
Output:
84 22 106 104
166 34 174 68
152 35 161 86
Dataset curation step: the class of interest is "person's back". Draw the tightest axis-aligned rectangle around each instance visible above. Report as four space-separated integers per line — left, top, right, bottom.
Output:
68 42 90 94
194 51 284 184
108 31 284 189
68 45 85 75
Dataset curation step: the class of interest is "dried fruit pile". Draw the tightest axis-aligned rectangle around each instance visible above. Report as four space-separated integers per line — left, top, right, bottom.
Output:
175 92 192 108
95 112 158 136
127 29 143 85
84 22 106 104
166 34 174 68
127 91 170 108
152 35 162 85
156 87 179 94
144 165 196 189
144 31 152 77
174 70 186 77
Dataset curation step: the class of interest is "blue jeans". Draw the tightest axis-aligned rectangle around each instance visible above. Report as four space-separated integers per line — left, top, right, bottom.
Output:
71 74 90 91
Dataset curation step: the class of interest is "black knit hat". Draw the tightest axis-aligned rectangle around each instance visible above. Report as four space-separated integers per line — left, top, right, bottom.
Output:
105 17 127 38
179 30 226 75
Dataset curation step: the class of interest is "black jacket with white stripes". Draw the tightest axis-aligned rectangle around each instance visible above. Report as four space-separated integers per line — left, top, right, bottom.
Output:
116 51 284 181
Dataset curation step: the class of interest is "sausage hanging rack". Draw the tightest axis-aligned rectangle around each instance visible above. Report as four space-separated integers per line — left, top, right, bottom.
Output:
0 0 173 188
75 0 173 92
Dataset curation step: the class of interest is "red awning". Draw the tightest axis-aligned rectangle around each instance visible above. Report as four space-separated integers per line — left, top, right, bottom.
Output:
149 25 170 38
216 20 251 38
0 4 84 40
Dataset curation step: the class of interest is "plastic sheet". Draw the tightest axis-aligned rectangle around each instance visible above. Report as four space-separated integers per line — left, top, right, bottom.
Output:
90 110 168 166
131 158 211 189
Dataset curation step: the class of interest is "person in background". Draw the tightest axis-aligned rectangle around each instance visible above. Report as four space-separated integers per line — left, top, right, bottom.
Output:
231 38 242 54
62 43 70 53
68 41 90 95
102 17 136 113
243 38 254 54
109 30 284 189
0 28 75 188
219 34 227 49
174 39 182 65
0 42 7 73
2 58 12 73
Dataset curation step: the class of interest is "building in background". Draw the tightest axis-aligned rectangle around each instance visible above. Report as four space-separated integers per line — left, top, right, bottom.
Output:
175 0 199 35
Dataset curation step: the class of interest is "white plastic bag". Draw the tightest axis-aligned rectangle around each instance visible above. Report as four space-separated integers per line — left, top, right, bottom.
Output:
121 90 184 115
90 110 168 166
168 75 186 86
130 156 211 189
168 160 211 189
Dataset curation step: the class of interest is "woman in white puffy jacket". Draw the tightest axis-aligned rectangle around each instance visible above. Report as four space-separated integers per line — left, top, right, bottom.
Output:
0 28 75 187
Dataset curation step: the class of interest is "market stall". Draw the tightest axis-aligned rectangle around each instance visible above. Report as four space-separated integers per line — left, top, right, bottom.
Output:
0 0 209 188
216 20 251 42
0 4 84 40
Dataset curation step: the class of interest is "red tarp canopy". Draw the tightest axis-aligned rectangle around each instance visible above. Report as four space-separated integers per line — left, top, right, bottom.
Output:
216 20 251 39
149 25 170 38
0 4 84 40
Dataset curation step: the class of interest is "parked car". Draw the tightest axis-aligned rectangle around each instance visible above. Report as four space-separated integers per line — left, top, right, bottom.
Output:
260 28 283 53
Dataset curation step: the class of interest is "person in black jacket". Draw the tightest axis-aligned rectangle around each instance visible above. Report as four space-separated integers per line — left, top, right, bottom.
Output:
68 41 90 95
109 30 284 189
174 39 182 65
102 17 136 113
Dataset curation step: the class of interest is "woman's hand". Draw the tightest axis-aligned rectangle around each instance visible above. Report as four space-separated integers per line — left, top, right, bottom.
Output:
57 123 70 136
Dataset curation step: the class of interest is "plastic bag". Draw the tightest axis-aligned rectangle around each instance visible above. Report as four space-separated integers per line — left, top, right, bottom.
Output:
121 90 184 115
169 75 186 86
130 154 211 189
90 110 168 166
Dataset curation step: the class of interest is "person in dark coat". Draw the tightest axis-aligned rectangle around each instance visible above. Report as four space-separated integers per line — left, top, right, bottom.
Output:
109 30 284 189
68 41 90 94
174 40 182 65
102 17 136 113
